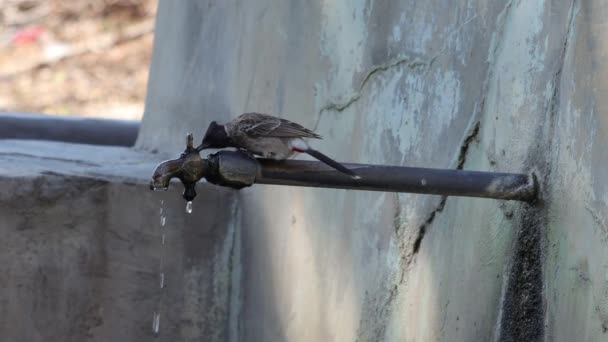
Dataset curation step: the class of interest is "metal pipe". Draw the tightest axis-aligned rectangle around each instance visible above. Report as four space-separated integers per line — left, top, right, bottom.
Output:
150 135 538 202
0 112 139 146
256 159 537 201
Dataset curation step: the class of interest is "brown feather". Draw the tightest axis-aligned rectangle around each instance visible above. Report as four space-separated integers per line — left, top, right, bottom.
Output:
235 113 322 139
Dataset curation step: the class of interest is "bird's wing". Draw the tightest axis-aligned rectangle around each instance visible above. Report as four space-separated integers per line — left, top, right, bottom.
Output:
237 113 322 139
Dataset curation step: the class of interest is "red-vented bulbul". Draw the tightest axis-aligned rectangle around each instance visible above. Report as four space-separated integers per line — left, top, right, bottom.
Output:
196 113 359 179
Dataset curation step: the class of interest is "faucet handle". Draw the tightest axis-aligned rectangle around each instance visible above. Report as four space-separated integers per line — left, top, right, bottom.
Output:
180 133 197 158
186 133 194 150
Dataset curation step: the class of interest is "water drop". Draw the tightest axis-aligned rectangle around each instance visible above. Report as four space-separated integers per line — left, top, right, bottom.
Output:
152 312 160 335
154 201 166 337
186 201 193 214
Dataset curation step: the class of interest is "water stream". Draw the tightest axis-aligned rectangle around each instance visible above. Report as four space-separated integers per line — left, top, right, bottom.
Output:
153 199 167 337
152 199 193 337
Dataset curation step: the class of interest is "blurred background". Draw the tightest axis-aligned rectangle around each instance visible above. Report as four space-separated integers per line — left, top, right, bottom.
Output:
0 0 157 120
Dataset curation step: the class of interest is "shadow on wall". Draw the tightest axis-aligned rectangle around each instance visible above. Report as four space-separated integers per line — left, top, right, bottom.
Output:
239 183 411 340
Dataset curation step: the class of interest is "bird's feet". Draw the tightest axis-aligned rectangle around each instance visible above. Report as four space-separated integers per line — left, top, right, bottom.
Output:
236 149 257 159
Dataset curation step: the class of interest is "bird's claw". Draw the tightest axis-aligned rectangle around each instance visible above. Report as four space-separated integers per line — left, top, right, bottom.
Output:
237 149 256 159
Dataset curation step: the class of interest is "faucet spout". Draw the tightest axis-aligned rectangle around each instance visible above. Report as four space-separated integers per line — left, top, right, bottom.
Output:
149 133 208 201
149 158 182 190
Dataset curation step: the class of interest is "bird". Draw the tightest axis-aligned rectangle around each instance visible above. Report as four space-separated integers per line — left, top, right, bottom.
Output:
196 112 360 179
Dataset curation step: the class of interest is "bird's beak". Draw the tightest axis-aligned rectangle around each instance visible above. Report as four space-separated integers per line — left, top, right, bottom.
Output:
196 142 210 152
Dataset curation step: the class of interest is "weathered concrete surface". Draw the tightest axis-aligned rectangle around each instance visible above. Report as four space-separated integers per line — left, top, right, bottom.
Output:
138 0 608 341
3 0 607 340
0 141 238 341
543 1 608 340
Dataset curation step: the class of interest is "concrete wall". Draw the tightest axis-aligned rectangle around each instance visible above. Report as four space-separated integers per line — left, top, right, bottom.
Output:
2 0 606 341
139 0 608 341
0 141 238 341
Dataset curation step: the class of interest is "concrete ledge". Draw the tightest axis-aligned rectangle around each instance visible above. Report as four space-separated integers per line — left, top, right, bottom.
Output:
0 139 237 341
0 139 165 184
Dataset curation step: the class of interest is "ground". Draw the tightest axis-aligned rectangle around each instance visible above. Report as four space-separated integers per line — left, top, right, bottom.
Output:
0 0 157 120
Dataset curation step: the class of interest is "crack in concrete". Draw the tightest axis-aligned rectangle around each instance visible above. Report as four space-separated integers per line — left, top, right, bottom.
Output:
439 299 451 334
313 55 432 131
412 197 447 253
491 0 515 62
468 0 515 171
549 0 577 120
106 227 130 243
457 121 481 169
585 203 608 243
374 0 514 324
357 193 415 342
313 8 481 134
373 98 483 341
412 120 480 254
372 118 482 338
357 2 510 335
431 13 479 65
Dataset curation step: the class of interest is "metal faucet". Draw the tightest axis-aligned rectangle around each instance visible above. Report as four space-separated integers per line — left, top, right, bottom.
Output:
150 133 257 201
149 134 207 201
150 134 538 203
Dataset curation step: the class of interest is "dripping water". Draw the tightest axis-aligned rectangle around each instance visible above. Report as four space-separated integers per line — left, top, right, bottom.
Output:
186 201 193 214
152 312 160 335
153 199 168 337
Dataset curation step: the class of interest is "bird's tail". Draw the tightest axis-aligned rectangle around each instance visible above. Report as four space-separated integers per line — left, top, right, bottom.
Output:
305 149 360 179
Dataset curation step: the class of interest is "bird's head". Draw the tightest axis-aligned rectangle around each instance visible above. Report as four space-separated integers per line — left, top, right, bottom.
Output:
197 121 231 151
